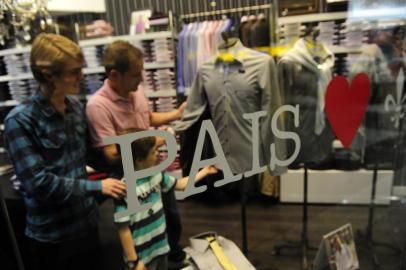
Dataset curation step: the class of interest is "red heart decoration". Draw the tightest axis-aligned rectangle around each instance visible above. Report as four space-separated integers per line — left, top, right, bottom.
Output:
325 73 371 148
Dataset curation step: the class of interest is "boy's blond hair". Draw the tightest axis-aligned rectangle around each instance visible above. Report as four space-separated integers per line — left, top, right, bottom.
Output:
30 33 84 83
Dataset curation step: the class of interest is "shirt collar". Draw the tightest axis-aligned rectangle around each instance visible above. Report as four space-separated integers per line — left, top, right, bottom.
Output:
103 79 130 102
32 90 74 118
282 38 335 73
216 39 247 63
189 232 219 252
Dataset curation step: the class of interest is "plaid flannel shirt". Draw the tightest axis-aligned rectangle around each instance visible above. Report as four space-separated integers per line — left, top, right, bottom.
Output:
4 90 102 242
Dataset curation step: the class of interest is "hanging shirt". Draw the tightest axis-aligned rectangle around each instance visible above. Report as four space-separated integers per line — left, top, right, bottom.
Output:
177 24 188 94
212 20 226 54
190 22 202 86
183 22 197 91
278 38 335 164
175 40 286 176
196 21 209 68
205 21 217 58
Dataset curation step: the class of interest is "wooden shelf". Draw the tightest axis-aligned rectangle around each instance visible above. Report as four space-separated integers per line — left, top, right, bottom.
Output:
0 31 177 107
0 74 34 83
146 90 177 98
0 100 20 107
278 12 348 25
330 46 362 54
0 61 175 83
0 32 175 57
78 31 174 47
0 46 31 57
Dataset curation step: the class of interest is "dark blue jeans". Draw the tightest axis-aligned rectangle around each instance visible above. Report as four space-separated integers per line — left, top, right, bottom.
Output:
26 227 101 270
162 187 184 261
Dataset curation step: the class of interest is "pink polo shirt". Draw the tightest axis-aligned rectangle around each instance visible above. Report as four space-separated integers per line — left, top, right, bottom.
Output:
86 79 151 147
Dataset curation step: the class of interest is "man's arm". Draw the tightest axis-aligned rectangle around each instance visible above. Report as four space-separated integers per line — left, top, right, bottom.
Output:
86 102 120 165
150 101 187 127
4 115 126 202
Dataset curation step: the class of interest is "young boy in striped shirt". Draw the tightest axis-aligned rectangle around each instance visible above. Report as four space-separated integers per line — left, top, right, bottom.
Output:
114 132 217 270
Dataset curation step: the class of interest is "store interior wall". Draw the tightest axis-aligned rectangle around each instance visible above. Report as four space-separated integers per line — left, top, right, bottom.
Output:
105 0 270 35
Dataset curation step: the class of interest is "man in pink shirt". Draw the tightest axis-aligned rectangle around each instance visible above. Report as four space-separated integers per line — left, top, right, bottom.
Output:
86 41 185 164
86 40 187 269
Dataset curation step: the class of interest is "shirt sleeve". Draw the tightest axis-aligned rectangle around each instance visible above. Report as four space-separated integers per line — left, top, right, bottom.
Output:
86 102 117 147
4 115 102 204
161 173 176 193
174 69 208 132
114 198 131 224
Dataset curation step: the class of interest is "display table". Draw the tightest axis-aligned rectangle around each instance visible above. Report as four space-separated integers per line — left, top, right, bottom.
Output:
280 169 393 205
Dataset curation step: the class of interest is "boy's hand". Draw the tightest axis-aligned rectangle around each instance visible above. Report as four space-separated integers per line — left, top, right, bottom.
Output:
135 261 147 270
101 178 126 199
200 166 218 177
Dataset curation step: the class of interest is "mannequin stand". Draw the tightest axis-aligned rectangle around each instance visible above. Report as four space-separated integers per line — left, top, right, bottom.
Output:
356 164 400 270
273 166 316 270
241 176 248 255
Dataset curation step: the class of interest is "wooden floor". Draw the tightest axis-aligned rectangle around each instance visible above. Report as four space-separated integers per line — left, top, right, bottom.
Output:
96 196 406 270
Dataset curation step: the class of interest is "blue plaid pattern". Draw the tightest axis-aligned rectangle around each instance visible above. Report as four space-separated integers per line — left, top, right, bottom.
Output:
4 91 102 242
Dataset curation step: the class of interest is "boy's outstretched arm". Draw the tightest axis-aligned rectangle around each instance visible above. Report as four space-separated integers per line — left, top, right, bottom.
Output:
175 166 218 190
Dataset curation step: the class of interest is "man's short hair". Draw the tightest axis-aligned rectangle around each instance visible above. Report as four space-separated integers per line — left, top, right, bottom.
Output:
102 40 143 75
30 33 84 83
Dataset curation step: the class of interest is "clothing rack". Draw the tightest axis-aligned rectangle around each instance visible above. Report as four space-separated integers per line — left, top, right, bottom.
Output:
179 4 272 20
179 3 278 46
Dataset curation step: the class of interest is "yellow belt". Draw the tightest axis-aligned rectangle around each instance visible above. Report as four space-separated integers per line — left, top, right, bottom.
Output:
206 236 238 270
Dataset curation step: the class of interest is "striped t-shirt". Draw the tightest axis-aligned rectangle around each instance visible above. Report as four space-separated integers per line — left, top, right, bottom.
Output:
114 172 176 264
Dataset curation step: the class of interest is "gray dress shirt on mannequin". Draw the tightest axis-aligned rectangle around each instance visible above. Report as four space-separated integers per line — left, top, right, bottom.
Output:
175 40 286 176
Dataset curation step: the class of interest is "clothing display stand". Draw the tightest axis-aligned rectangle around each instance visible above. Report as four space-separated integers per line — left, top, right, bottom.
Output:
241 177 248 255
180 4 275 256
356 164 381 269
356 164 400 270
0 183 25 270
273 165 315 270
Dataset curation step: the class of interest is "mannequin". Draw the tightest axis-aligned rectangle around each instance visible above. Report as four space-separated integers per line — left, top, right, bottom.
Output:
351 27 406 171
276 31 335 268
278 30 335 166
176 37 286 176
176 36 287 255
